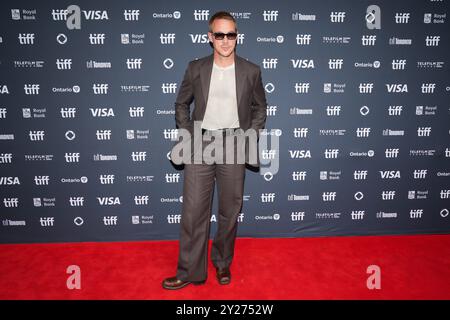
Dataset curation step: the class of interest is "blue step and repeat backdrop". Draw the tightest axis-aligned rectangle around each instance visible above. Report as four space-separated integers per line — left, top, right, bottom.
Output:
1 0 449 243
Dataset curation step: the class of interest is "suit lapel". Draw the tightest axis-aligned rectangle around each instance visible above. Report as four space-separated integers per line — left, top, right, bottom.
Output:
200 54 214 107
234 55 245 111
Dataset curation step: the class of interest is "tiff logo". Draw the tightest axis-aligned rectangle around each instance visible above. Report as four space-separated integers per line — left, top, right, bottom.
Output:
410 209 423 218
296 34 311 45
163 129 178 140
65 152 80 163
34 175 50 185
92 84 109 94
425 36 440 46
263 58 278 69
89 33 106 45
60 108 77 118
0 153 13 163
96 130 112 140
292 171 307 181
356 128 371 137
295 83 310 93
266 105 277 116
324 149 339 158
327 105 342 116
361 35 376 46
413 170 427 179
167 214 181 224
0 108 6 118
381 191 396 200
56 59 72 70
126 58 142 69
129 107 144 117
24 84 40 94
18 33 35 44
103 216 118 225
134 195 149 205
330 11 346 22
440 190 450 199
69 197 84 206
99 174 115 184
421 83 436 93
392 59 406 70
3 198 19 207
291 212 305 221
51 9 69 20
29 130 45 141
193 10 209 21
124 9 140 21
417 127 431 137
160 33 175 44
385 148 400 158
165 173 180 183
351 211 365 220
261 150 276 159
329 59 343 69
395 13 410 23
354 170 368 180
359 83 374 93
322 192 337 201
162 83 177 94
40 217 55 226
293 128 308 138
261 193 275 202
388 106 403 116
131 151 147 161
263 10 278 21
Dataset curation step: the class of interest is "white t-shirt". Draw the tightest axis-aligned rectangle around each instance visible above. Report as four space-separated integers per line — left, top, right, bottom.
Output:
201 62 240 130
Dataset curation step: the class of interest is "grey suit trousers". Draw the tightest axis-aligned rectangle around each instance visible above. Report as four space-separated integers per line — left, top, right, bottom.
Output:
176 135 246 282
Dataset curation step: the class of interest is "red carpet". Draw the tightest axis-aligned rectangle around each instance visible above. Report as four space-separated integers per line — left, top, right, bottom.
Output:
0 235 449 300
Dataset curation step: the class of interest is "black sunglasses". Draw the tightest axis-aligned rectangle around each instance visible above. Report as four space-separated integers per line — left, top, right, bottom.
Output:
212 32 238 40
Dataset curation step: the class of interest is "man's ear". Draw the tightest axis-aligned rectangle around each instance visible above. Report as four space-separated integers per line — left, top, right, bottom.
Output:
207 32 214 43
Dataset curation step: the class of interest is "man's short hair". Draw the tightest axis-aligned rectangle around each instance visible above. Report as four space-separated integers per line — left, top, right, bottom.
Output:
208 11 237 32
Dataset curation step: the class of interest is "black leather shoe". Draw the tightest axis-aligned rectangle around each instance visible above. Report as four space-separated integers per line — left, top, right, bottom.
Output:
162 276 205 290
216 267 231 285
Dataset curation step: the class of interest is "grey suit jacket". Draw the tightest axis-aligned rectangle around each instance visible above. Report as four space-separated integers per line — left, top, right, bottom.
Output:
172 54 267 166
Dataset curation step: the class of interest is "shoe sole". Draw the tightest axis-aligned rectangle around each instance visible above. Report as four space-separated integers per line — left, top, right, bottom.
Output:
162 280 206 290
217 277 231 285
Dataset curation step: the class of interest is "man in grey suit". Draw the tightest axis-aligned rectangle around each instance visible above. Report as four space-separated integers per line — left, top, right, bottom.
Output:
163 11 267 290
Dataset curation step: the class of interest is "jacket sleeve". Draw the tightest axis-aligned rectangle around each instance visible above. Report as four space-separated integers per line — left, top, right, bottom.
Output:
250 67 267 132
174 62 195 132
